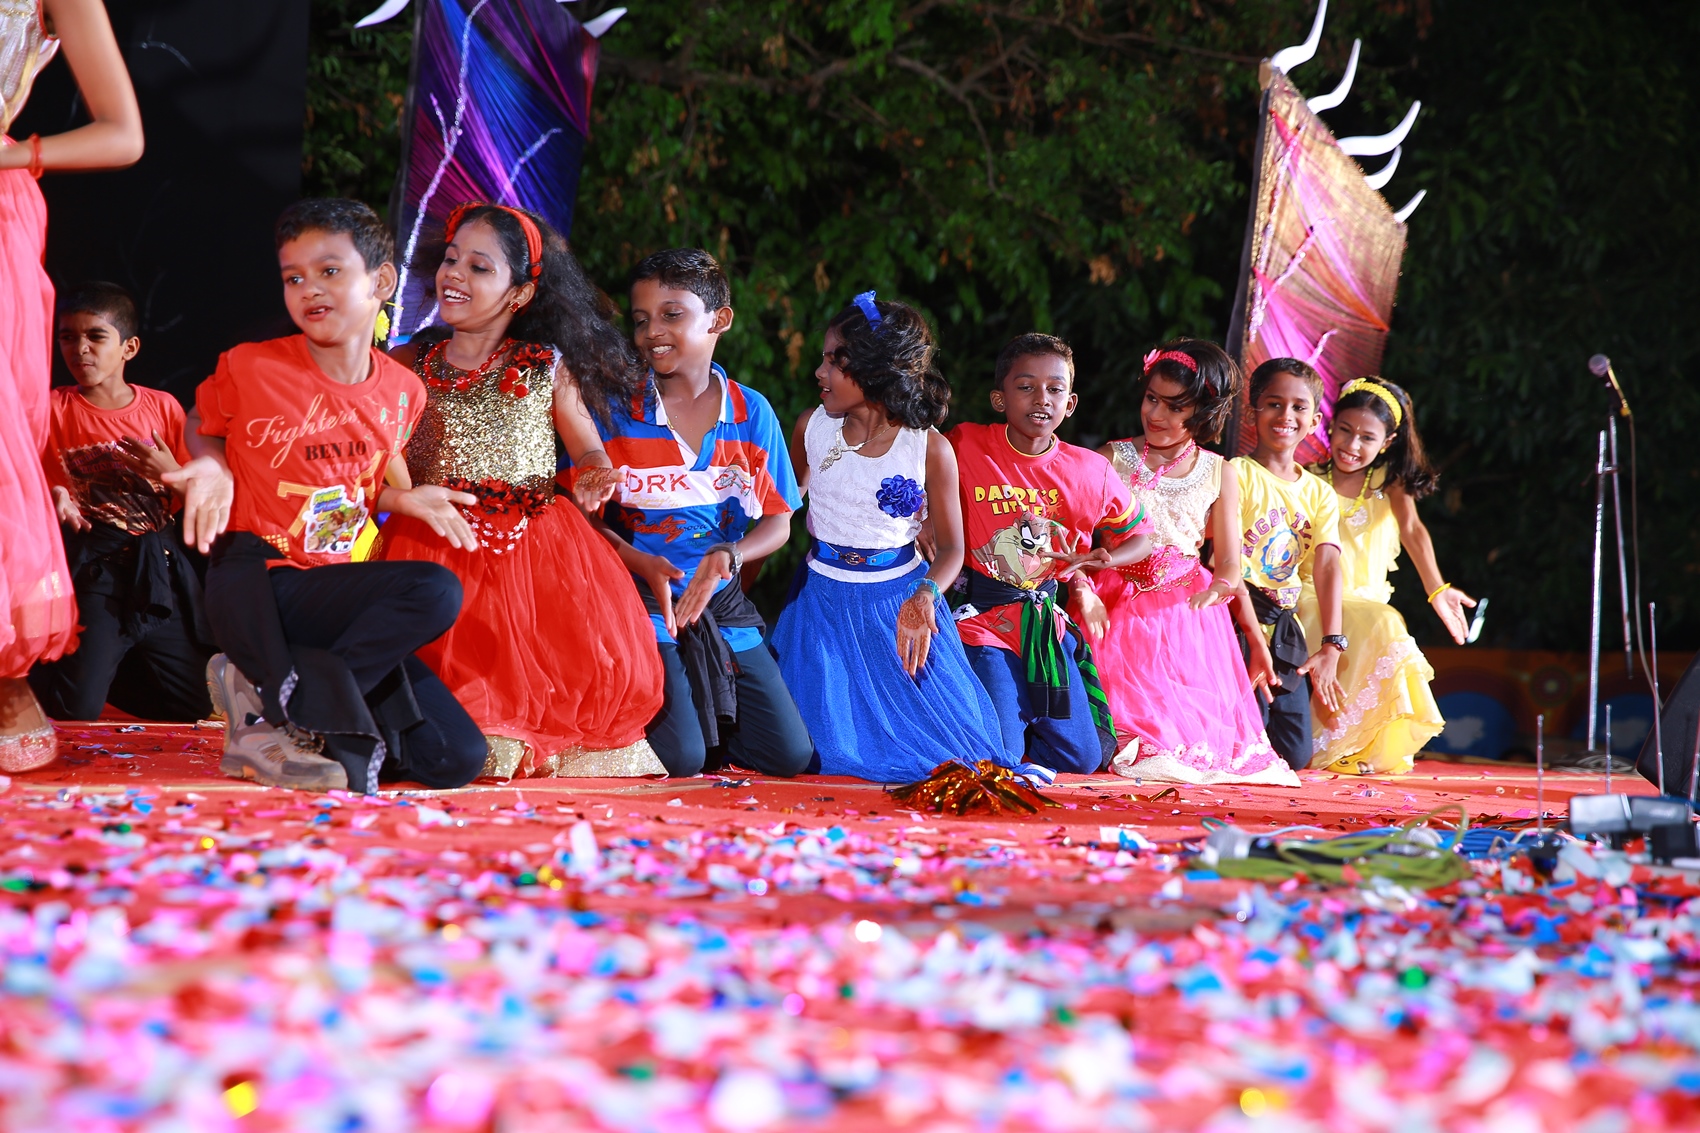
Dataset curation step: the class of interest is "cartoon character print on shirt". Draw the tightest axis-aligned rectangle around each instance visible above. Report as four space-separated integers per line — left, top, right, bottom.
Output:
971 509 1067 590
302 486 368 555
1256 528 1300 585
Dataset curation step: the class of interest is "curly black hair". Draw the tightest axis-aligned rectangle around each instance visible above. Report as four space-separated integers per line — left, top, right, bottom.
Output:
416 204 641 425
1139 338 1242 444
826 296 950 430
1325 376 1439 499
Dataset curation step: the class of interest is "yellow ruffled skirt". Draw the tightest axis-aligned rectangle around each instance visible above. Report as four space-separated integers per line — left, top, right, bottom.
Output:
1296 594 1444 775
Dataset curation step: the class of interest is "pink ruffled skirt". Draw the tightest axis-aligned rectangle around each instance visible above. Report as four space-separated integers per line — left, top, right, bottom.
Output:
1095 559 1295 785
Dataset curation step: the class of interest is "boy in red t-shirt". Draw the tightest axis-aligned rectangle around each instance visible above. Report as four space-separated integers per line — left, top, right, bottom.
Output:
950 334 1151 773
28 282 214 723
167 199 485 793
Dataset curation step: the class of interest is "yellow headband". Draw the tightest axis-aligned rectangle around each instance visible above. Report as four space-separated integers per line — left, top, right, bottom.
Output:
1340 378 1402 427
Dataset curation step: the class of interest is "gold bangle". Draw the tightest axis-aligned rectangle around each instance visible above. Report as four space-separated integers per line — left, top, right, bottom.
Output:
1427 582 1452 603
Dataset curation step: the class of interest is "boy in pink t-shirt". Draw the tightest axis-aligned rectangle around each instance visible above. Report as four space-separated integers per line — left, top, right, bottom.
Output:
950 334 1151 773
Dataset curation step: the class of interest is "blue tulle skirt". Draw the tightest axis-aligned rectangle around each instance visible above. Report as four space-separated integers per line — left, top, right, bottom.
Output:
772 562 1012 782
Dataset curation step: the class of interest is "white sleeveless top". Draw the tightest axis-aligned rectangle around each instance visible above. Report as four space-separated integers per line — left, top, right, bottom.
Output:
803 406 929 582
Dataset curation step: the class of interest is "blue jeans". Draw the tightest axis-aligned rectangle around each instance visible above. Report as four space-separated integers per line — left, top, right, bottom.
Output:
966 643 1105 774
647 641 814 778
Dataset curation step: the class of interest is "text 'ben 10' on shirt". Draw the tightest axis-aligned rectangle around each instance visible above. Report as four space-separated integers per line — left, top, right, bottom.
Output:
195 336 422 567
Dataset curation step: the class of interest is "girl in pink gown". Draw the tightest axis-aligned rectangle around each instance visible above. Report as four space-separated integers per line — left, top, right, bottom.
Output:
1093 340 1296 786
0 0 143 771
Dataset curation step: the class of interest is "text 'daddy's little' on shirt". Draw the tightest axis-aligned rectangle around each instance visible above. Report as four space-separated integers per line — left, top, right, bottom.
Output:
1229 456 1341 609
596 365 801 647
195 336 423 567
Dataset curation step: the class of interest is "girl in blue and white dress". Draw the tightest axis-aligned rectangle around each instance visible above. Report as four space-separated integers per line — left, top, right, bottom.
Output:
772 293 1010 782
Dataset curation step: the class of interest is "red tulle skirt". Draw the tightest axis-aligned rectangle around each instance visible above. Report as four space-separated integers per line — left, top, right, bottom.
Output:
378 498 664 761
0 162 77 678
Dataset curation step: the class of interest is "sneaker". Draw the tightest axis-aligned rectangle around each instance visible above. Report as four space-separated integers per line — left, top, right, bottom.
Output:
207 654 347 791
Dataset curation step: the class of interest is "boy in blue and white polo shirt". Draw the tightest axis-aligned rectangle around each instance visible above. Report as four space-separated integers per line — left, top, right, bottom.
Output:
595 248 813 778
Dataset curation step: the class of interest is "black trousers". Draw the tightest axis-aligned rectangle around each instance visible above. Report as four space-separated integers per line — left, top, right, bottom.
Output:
204 557 485 789
646 641 813 778
1260 662 1314 770
30 586 212 722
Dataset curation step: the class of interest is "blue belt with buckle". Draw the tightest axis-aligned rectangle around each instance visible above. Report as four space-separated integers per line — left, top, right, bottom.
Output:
812 541 916 572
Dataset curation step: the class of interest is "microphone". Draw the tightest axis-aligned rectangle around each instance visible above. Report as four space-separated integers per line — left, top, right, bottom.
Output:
1590 354 1630 417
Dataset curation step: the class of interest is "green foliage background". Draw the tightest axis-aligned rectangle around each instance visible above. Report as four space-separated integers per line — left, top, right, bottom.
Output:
304 0 1700 649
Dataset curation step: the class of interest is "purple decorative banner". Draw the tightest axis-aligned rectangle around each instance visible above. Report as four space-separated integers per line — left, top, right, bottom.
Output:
389 0 603 340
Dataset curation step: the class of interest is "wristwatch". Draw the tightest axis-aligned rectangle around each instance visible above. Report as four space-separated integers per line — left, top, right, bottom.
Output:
1321 634 1349 653
708 541 743 575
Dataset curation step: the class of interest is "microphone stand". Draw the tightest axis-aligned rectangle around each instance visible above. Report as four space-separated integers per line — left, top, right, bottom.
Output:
1586 388 1633 755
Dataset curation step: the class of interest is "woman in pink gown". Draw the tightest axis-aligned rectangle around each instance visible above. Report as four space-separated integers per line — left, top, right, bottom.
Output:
0 0 143 771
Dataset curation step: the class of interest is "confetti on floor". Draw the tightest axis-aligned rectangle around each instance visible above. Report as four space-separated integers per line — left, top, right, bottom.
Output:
0 722 1694 1131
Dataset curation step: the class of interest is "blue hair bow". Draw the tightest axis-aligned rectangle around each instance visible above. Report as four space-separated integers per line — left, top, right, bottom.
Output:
851 290 883 326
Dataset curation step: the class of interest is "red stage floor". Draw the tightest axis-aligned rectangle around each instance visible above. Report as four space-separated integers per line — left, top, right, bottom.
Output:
0 722 1695 1130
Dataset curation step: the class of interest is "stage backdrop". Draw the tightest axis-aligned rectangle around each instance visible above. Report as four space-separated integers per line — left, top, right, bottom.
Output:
12 0 309 404
1224 68 1409 461
388 0 602 342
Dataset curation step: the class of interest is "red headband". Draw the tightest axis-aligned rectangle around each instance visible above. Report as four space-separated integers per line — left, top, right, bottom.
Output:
445 202 543 282
1142 348 1198 374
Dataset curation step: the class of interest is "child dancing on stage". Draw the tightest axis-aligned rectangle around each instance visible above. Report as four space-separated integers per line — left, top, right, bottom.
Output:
595 249 812 779
1231 358 1346 771
380 203 664 779
951 334 1151 774
1297 377 1469 775
169 199 486 793
1096 341 1295 786
29 282 213 722
772 293 1008 782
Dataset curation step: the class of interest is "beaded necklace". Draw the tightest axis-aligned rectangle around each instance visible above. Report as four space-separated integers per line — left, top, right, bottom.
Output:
1133 437 1198 489
422 338 551 398
1330 466 1375 530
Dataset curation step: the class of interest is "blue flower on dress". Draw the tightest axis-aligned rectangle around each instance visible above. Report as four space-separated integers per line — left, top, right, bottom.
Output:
876 475 925 518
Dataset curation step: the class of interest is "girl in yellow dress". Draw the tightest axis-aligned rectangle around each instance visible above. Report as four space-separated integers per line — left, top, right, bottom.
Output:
1297 377 1476 775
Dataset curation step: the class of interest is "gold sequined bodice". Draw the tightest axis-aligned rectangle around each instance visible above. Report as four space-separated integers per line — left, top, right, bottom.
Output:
2 0 57 136
406 343 558 490
1109 441 1223 556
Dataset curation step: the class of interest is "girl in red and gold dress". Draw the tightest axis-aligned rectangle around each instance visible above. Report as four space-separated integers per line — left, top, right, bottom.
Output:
0 0 143 771
380 204 664 777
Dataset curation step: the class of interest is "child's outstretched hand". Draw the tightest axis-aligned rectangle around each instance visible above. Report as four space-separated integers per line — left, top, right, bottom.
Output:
1432 585 1477 644
1042 546 1112 579
632 552 686 638
1298 646 1345 714
1187 577 1238 611
51 485 90 533
571 465 622 514
896 590 938 677
116 431 181 483
163 456 234 553
1068 579 1109 641
386 485 480 551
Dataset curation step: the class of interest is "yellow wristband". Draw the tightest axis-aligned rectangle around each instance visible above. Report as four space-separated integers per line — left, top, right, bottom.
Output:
1427 582 1452 603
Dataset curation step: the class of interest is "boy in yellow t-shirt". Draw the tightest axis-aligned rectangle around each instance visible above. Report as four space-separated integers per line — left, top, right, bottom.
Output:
1229 358 1345 770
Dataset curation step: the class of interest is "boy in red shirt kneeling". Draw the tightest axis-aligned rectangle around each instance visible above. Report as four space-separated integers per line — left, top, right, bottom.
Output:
168 199 485 793
30 282 213 722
